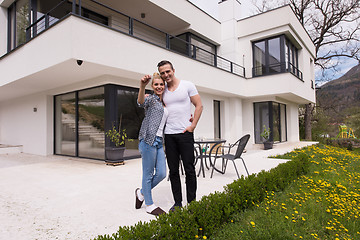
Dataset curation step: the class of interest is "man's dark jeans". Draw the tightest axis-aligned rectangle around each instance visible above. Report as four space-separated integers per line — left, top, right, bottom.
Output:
165 131 197 205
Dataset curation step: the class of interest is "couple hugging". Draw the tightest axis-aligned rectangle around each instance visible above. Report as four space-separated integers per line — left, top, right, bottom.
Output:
135 60 203 216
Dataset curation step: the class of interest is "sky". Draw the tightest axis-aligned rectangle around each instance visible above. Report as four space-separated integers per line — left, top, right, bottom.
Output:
188 0 359 84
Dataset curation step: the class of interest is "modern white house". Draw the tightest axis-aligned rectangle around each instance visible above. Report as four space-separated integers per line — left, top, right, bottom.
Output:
0 0 315 161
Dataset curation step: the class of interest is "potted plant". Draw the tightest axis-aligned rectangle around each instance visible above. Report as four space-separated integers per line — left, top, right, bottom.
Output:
105 125 127 165
260 125 273 150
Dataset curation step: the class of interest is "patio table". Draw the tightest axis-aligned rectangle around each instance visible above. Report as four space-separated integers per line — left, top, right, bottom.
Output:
194 138 226 178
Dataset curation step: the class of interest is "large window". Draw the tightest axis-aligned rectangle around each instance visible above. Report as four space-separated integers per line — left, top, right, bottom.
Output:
55 92 77 156
7 0 70 51
55 84 144 161
7 0 30 51
7 0 107 52
253 35 302 79
115 87 145 158
254 101 287 144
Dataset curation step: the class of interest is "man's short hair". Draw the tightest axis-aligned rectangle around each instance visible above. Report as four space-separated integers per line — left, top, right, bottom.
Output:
157 60 174 70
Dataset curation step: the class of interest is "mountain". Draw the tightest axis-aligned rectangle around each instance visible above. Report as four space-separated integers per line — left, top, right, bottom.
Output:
316 63 360 122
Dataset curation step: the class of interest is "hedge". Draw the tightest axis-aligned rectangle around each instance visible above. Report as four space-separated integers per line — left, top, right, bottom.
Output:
94 153 309 240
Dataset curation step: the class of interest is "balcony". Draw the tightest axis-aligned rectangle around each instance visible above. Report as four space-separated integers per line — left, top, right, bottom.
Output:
252 62 303 81
13 0 244 77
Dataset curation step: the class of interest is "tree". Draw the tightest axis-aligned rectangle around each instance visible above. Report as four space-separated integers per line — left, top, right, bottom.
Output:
251 0 360 140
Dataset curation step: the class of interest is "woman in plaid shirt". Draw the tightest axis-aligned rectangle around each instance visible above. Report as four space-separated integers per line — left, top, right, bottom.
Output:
135 73 168 216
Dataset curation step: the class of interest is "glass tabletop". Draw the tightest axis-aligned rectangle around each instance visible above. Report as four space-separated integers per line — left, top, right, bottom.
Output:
194 138 226 144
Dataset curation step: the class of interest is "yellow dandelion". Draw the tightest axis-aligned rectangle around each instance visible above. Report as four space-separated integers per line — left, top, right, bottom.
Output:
285 216 289 219
199 228 202 231
250 221 255 227
203 236 207 239
195 235 198 238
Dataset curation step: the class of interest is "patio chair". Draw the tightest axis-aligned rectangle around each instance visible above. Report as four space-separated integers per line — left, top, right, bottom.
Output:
210 134 250 178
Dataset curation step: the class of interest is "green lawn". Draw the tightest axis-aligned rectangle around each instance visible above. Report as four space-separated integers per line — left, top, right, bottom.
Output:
211 144 360 239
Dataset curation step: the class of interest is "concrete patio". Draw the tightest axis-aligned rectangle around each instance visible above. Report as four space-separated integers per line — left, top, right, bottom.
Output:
0 141 317 240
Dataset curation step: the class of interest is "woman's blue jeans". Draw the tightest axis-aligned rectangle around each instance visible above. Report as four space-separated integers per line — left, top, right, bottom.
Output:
139 136 166 206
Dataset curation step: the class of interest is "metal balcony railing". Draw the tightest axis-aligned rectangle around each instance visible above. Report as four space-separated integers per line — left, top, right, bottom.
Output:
25 0 245 78
252 62 303 81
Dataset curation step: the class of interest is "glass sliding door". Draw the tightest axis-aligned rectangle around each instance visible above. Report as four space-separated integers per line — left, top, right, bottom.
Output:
254 102 270 143
280 104 287 142
272 102 280 142
116 88 144 159
214 100 221 139
78 87 105 159
55 84 144 160
55 92 76 156
254 101 287 144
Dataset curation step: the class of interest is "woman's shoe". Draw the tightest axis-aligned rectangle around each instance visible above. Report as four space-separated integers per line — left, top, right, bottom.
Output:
147 207 166 216
135 188 144 209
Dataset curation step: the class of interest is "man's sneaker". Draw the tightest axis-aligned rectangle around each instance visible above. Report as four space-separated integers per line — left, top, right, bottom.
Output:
169 203 182 212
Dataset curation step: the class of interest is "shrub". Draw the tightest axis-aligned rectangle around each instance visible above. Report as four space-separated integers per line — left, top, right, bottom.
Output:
94 154 309 240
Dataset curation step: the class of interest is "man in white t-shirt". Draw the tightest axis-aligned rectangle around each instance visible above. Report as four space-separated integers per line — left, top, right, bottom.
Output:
157 60 203 212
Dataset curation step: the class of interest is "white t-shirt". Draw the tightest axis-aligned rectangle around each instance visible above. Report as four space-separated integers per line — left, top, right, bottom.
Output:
156 107 168 137
163 80 198 134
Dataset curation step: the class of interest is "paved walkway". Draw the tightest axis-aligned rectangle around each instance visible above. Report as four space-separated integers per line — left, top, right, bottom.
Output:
0 141 317 240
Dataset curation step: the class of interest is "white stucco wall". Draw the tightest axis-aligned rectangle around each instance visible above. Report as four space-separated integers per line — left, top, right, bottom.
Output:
0 7 7 57
194 92 215 139
0 93 53 155
150 0 221 44
242 99 254 145
192 91 246 146
287 102 300 142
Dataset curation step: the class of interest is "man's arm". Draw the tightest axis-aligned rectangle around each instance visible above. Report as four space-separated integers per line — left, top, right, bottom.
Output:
184 94 203 133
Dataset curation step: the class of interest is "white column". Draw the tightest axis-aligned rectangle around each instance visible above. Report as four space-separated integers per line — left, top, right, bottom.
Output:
287 103 300 142
224 97 243 144
218 0 242 64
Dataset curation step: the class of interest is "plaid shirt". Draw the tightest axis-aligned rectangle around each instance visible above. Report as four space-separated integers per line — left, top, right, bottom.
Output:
138 94 164 146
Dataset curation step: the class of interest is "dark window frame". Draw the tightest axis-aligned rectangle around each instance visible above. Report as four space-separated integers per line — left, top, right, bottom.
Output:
54 84 146 161
253 101 287 144
213 100 221 138
252 34 302 80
